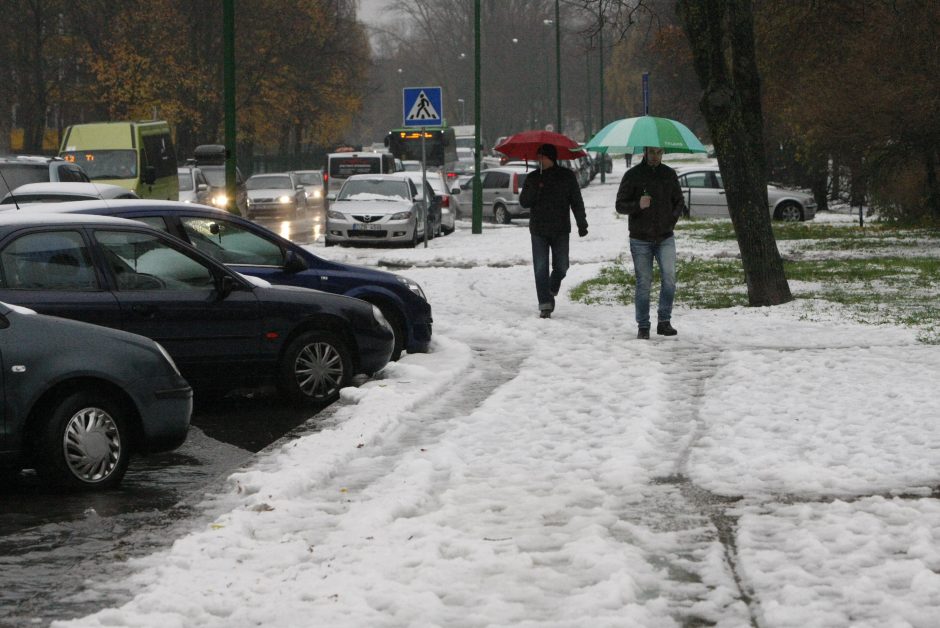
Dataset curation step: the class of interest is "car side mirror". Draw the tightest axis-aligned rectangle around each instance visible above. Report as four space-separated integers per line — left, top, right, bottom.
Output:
197 183 208 191
215 274 238 299
451 187 461 195
296 184 304 190
327 193 336 201
284 250 308 273
143 166 157 185
208 222 220 235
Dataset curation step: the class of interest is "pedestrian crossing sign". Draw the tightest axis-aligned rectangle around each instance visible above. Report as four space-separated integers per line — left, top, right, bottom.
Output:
403 87 443 127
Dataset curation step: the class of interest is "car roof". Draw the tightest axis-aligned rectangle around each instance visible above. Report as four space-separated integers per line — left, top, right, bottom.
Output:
3 182 133 198
0 198 218 214
344 174 409 182
0 211 152 229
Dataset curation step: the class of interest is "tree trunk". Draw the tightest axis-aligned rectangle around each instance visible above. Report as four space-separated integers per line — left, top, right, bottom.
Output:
676 0 791 306
925 145 940 220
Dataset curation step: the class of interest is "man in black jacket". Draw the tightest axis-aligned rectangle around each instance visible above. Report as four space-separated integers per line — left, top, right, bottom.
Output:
615 147 686 339
519 143 589 318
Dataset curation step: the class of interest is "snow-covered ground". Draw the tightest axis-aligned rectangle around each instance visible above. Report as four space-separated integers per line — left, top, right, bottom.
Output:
55 161 940 628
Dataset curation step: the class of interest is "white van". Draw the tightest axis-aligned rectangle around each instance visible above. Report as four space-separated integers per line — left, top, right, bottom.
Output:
326 151 398 194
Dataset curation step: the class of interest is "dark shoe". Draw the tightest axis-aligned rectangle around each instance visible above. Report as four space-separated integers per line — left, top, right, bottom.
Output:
637 327 650 340
657 321 677 336
540 310 552 319
550 287 559 297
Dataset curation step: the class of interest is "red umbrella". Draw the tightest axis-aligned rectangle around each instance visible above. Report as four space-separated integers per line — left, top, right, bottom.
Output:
494 130 586 161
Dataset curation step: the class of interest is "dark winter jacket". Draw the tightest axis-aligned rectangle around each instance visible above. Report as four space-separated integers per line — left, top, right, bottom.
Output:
615 160 686 242
519 164 588 237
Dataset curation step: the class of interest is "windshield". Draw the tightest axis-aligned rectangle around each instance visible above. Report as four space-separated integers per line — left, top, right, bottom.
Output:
338 179 410 201
61 150 137 180
294 172 323 186
178 171 193 191
329 156 381 177
246 175 292 190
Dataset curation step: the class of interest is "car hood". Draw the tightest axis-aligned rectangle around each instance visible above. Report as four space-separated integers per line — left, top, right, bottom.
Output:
247 188 293 199
330 199 413 214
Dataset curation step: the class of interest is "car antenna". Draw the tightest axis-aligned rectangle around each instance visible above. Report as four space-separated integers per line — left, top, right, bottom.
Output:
0 170 21 210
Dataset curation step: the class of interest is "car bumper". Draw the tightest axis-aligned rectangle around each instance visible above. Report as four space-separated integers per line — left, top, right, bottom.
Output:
247 202 299 218
354 323 396 375
326 218 418 243
505 201 528 218
405 300 433 353
803 204 817 220
134 374 193 453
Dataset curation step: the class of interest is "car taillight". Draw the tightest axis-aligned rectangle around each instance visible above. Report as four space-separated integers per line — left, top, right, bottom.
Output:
323 173 329 182
512 174 518 195
446 172 458 179
441 196 450 208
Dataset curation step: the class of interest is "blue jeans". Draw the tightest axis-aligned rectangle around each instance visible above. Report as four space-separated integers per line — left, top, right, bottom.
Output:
630 236 676 329
531 232 570 311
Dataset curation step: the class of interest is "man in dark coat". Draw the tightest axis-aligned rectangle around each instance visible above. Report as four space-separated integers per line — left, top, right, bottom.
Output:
615 146 686 339
519 143 589 318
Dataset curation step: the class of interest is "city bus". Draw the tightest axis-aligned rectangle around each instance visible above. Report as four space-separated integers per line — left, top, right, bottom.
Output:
385 127 458 174
59 121 179 200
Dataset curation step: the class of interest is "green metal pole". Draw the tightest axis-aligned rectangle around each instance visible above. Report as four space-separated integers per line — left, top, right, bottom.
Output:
472 0 482 234
555 0 561 133
598 1 605 184
223 0 237 214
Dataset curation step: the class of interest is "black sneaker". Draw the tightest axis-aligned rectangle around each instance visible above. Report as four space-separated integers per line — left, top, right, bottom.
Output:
637 327 650 339
540 310 552 319
657 321 677 336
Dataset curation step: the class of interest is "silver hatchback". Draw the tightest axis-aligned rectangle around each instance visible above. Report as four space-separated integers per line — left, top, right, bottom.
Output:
325 175 428 247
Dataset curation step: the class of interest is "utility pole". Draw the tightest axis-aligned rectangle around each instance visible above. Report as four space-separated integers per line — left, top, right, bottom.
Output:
555 0 562 133
223 0 237 213
598 1 606 184
472 0 482 234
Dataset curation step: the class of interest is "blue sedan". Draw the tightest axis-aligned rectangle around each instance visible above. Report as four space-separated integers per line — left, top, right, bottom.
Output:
29 200 433 361
0 213 394 404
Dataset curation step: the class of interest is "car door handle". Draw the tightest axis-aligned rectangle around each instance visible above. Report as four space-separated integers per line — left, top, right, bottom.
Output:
131 304 159 318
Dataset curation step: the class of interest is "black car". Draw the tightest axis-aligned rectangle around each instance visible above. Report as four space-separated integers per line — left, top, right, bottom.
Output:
0 213 394 403
0 301 192 489
28 199 433 360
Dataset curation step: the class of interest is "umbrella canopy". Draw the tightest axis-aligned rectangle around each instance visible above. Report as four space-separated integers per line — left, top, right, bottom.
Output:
494 130 586 161
584 116 707 155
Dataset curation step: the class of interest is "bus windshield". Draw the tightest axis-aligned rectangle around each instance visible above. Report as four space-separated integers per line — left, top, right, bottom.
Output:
61 150 137 180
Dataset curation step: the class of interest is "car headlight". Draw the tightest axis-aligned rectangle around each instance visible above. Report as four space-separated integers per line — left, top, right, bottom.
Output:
390 211 413 220
371 305 390 329
154 341 181 375
313 190 322 198
279 195 291 204
327 210 345 220
212 194 228 207
396 275 426 300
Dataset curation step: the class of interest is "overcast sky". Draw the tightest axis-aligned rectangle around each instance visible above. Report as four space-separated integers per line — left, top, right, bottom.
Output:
358 0 391 26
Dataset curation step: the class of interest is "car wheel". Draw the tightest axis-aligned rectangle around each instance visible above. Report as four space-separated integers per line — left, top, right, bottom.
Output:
324 238 335 247
494 204 511 224
36 391 131 490
410 225 419 248
278 331 352 404
775 202 803 222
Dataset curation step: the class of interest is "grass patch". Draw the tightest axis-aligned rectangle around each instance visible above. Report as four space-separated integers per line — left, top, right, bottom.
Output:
571 221 940 344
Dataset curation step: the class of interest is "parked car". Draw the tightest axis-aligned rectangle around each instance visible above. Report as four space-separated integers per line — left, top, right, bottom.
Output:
245 173 306 219
458 166 531 224
1 182 138 205
0 155 90 197
401 160 422 172
25 199 433 361
0 213 394 403
0 301 191 490
390 171 457 235
675 165 817 221
178 166 211 204
326 174 429 247
292 170 326 212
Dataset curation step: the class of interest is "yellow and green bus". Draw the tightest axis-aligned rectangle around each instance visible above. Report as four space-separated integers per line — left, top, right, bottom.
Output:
59 121 179 200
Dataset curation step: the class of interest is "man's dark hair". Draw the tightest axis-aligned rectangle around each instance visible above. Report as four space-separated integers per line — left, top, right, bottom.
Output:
536 143 557 162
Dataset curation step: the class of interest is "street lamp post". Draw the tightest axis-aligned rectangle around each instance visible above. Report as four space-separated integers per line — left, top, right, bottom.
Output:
598 2 605 184
554 0 561 133
457 98 466 126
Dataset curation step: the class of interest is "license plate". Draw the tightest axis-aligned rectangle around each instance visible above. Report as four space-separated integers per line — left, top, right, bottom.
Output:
353 223 381 231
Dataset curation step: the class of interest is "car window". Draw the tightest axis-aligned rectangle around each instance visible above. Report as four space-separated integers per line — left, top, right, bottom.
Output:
58 164 90 183
94 230 214 291
681 172 711 188
180 217 285 266
247 176 292 190
133 215 171 232
294 172 323 186
488 172 510 188
0 230 98 291
713 172 724 188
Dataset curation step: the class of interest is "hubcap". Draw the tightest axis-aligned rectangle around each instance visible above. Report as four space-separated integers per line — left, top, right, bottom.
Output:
62 407 121 483
294 342 344 399
780 205 801 221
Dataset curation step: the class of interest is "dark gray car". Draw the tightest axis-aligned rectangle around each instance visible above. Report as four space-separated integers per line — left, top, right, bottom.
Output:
0 302 192 490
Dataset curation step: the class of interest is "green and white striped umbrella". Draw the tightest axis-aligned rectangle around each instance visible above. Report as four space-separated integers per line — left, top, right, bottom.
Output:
584 115 707 154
